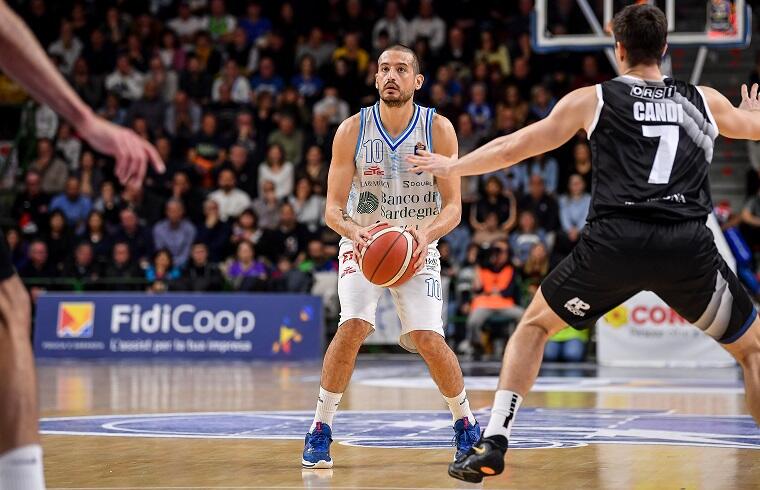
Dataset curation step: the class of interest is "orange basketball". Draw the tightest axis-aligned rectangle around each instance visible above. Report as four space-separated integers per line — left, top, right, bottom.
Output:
359 224 418 287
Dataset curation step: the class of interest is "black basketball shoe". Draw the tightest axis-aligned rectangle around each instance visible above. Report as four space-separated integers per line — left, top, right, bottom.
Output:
447 434 508 483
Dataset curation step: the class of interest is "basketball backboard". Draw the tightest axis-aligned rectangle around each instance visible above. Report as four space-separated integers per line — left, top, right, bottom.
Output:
533 0 751 52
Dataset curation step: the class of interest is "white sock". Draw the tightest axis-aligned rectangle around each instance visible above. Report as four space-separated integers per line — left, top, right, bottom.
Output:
309 387 343 432
443 389 476 425
483 390 523 439
0 445 46 490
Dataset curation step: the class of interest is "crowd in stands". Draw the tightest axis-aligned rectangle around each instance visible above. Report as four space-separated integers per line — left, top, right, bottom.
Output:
2 0 614 359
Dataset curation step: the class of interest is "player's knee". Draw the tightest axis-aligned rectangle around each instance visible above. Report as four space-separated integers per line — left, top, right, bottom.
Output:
409 330 446 357
336 318 374 344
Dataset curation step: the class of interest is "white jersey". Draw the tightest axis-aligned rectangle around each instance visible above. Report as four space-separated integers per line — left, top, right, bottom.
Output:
346 102 440 232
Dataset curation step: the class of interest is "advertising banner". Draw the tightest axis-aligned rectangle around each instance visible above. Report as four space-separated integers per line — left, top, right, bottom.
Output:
596 291 735 367
34 293 322 360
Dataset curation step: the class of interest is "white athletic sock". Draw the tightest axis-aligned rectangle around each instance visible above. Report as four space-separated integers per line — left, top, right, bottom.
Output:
483 390 523 439
309 387 343 432
0 445 46 490
443 389 476 425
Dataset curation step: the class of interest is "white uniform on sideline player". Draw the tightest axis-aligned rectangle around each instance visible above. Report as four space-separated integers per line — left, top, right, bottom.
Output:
301 45 480 469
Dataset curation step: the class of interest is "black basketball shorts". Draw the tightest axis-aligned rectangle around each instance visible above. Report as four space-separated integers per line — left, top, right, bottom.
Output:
542 217 757 344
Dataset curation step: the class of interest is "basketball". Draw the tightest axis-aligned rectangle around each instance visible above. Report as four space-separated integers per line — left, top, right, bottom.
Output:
359 224 418 287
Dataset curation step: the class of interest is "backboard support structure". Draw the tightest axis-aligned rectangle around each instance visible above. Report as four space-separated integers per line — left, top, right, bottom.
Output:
532 0 751 83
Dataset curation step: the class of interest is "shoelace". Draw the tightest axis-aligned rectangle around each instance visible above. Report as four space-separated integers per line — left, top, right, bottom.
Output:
309 430 330 450
452 425 477 449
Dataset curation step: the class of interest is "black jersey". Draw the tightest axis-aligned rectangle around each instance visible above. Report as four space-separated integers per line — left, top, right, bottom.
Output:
587 75 718 222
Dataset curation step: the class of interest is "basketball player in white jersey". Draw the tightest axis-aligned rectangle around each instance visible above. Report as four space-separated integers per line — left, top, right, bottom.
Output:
0 2 163 489
301 45 480 468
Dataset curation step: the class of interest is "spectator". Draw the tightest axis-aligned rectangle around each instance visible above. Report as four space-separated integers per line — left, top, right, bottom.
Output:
251 180 281 230
570 55 607 90
289 177 325 232
102 241 143 291
313 87 350 126
43 210 74 273
12 171 50 236
558 174 591 242
55 122 82 170
29 138 68 194
529 85 556 120
291 55 324 102
372 1 409 49
179 55 212 103
229 111 258 156
474 31 511 76
93 181 122 230
268 113 304 166
152 199 197 267
220 143 257 198
463 240 524 354
272 255 314 292
230 208 263 247
224 240 268 291
50 176 93 231
62 242 100 285
197 199 232 262
158 29 187 73
99 92 128 126
202 0 236 42
502 84 530 126
239 2 272 44
519 175 560 232
409 0 446 53
6 228 27 272
472 212 508 248
165 90 202 138
471 176 517 234
105 54 145 101
299 239 337 273
76 150 104 199
510 210 547 267
113 208 154 265
250 57 284 96
145 248 181 292
260 202 312 262
47 20 83 76
333 32 370 74
81 29 115 78
189 113 228 188
466 83 493 132
298 145 329 196
168 2 204 46
258 144 294 200
209 169 252 221
571 141 592 191
521 242 550 304
522 153 560 196
78 211 112 264
296 27 335 70
212 59 251 104
544 327 590 363
175 242 226 291
70 58 104 109
192 31 223 75
19 240 55 281
127 79 168 134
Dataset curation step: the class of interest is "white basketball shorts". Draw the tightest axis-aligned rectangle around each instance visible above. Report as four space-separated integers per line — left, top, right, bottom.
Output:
337 238 444 352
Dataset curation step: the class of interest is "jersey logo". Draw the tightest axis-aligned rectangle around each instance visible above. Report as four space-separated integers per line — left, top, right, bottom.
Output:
356 192 379 214
340 266 357 278
342 251 354 264
363 165 385 176
564 297 590 317
630 85 676 100
414 142 426 154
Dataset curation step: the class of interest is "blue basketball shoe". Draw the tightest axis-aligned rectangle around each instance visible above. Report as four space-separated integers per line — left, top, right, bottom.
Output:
302 422 333 468
453 417 481 460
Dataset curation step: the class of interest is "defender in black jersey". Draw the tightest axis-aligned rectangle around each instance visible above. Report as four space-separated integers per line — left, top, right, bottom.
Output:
408 4 760 483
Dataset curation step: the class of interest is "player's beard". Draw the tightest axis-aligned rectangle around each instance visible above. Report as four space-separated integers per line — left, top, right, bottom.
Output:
380 87 413 107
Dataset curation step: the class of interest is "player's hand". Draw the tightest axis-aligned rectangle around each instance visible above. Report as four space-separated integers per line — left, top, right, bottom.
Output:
406 227 429 273
406 150 457 178
350 222 387 259
740 83 760 112
77 114 166 186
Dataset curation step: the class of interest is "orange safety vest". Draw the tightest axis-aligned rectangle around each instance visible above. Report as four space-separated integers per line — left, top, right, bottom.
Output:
471 265 516 311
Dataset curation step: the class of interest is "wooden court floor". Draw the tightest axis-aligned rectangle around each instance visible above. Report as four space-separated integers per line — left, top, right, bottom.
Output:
36 359 760 490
